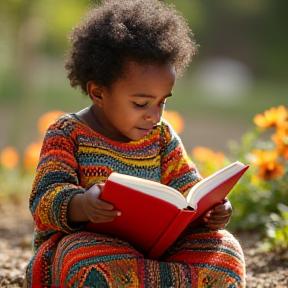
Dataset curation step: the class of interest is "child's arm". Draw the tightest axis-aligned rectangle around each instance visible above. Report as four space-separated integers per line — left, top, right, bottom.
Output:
29 118 118 235
29 119 84 233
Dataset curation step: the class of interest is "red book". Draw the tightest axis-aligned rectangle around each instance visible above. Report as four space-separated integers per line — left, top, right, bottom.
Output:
86 161 249 259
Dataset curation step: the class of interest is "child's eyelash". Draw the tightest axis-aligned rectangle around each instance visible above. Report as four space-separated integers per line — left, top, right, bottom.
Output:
134 102 148 108
133 100 167 108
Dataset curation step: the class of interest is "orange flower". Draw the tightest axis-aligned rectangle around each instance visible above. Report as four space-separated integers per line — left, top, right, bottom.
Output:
24 142 42 171
0 147 19 169
38 111 66 137
192 146 227 176
253 105 288 129
250 150 285 180
284 147 288 159
192 146 226 165
272 126 288 156
162 110 184 134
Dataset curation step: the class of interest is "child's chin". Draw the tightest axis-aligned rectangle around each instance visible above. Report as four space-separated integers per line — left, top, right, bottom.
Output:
137 129 152 140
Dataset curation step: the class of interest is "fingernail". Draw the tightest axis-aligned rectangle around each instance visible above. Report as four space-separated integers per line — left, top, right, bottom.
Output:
117 212 121 216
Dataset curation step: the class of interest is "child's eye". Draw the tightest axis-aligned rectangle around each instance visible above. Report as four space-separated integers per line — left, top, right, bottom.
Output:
134 102 148 108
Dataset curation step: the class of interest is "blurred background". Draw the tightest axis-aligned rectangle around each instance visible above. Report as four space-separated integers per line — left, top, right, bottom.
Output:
0 0 287 157
0 3 288 283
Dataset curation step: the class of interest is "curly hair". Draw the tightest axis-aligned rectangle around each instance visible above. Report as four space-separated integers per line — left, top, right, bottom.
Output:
65 0 198 94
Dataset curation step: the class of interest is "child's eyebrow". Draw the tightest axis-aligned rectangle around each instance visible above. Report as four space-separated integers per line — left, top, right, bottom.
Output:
131 93 172 99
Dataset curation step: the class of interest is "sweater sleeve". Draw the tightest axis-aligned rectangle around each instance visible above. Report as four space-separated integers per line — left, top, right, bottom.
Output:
29 117 85 234
160 120 202 195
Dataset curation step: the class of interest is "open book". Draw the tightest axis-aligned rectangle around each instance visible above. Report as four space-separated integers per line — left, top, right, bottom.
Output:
86 161 249 259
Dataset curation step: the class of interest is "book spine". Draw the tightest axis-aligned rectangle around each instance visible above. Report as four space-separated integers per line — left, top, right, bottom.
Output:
147 209 195 259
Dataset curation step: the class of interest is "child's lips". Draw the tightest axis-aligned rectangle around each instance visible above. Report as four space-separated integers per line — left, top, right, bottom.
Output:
137 127 153 135
138 127 153 132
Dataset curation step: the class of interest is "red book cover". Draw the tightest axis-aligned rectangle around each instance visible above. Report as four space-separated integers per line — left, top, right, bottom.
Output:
86 180 191 255
147 166 249 258
86 162 249 259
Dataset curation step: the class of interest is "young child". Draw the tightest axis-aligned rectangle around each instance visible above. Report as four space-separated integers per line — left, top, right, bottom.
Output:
27 0 245 287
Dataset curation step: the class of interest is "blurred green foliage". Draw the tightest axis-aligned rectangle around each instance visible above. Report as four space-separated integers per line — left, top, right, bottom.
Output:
258 204 288 252
0 0 287 191
224 111 288 246
0 0 287 149
188 105 288 252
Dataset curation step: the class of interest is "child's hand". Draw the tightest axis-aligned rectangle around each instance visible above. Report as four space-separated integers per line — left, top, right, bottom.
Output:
202 199 232 229
81 184 121 223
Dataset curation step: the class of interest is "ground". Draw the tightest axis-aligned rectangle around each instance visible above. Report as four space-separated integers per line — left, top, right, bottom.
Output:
0 194 287 288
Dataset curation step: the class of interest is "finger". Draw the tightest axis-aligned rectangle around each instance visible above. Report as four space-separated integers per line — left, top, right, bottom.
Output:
203 219 229 227
203 212 231 221
91 207 121 218
205 216 231 224
89 215 117 223
204 211 230 220
208 211 232 218
93 198 116 211
89 184 102 198
92 208 121 220
204 214 231 221
208 205 232 216
97 183 105 192
204 214 231 223
210 203 232 213
204 216 230 224
88 185 114 210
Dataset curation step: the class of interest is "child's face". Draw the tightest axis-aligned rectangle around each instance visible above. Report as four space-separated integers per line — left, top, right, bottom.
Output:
97 61 176 142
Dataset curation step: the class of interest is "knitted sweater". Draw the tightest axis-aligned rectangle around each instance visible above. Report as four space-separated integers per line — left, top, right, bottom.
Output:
27 114 245 288
29 114 201 251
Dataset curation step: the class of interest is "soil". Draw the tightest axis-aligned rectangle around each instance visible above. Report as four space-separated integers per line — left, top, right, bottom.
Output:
0 194 287 288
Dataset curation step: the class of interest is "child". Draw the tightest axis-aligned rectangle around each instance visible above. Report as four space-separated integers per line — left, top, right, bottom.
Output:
27 0 245 287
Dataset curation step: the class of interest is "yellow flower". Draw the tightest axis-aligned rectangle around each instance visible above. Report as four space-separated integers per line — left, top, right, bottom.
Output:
253 105 288 129
38 111 66 137
251 150 285 180
0 147 19 169
251 174 261 186
24 142 42 171
162 110 184 134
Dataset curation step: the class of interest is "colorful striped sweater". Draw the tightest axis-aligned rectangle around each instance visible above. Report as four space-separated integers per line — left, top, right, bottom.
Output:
29 114 201 251
27 113 245 288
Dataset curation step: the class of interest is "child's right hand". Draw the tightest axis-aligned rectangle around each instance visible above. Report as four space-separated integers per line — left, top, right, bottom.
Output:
81 184 121 223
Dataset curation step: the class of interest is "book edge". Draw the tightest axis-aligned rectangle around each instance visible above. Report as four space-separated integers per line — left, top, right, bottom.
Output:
108 173 188 209
186 161 248 208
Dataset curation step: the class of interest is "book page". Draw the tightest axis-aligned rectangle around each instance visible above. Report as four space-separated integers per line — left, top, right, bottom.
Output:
108 173 188 209
186 161 246 209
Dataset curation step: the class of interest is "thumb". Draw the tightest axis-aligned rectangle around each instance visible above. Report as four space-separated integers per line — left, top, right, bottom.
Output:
89 184 102 198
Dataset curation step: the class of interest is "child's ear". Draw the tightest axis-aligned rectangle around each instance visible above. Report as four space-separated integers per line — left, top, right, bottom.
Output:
87 81 103 107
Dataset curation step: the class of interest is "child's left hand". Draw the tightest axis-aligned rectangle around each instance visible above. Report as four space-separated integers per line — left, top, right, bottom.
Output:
202 199 232 229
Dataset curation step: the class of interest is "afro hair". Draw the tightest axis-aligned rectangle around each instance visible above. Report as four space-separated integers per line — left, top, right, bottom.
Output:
65 0 198 94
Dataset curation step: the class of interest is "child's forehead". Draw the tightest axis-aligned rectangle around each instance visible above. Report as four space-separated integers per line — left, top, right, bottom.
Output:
108 60 176 95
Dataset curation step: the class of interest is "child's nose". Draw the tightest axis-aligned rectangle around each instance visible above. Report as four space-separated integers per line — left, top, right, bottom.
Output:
144 106 161 124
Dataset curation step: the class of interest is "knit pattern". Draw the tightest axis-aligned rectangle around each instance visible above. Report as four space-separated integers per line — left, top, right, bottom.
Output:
27 114 245 287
